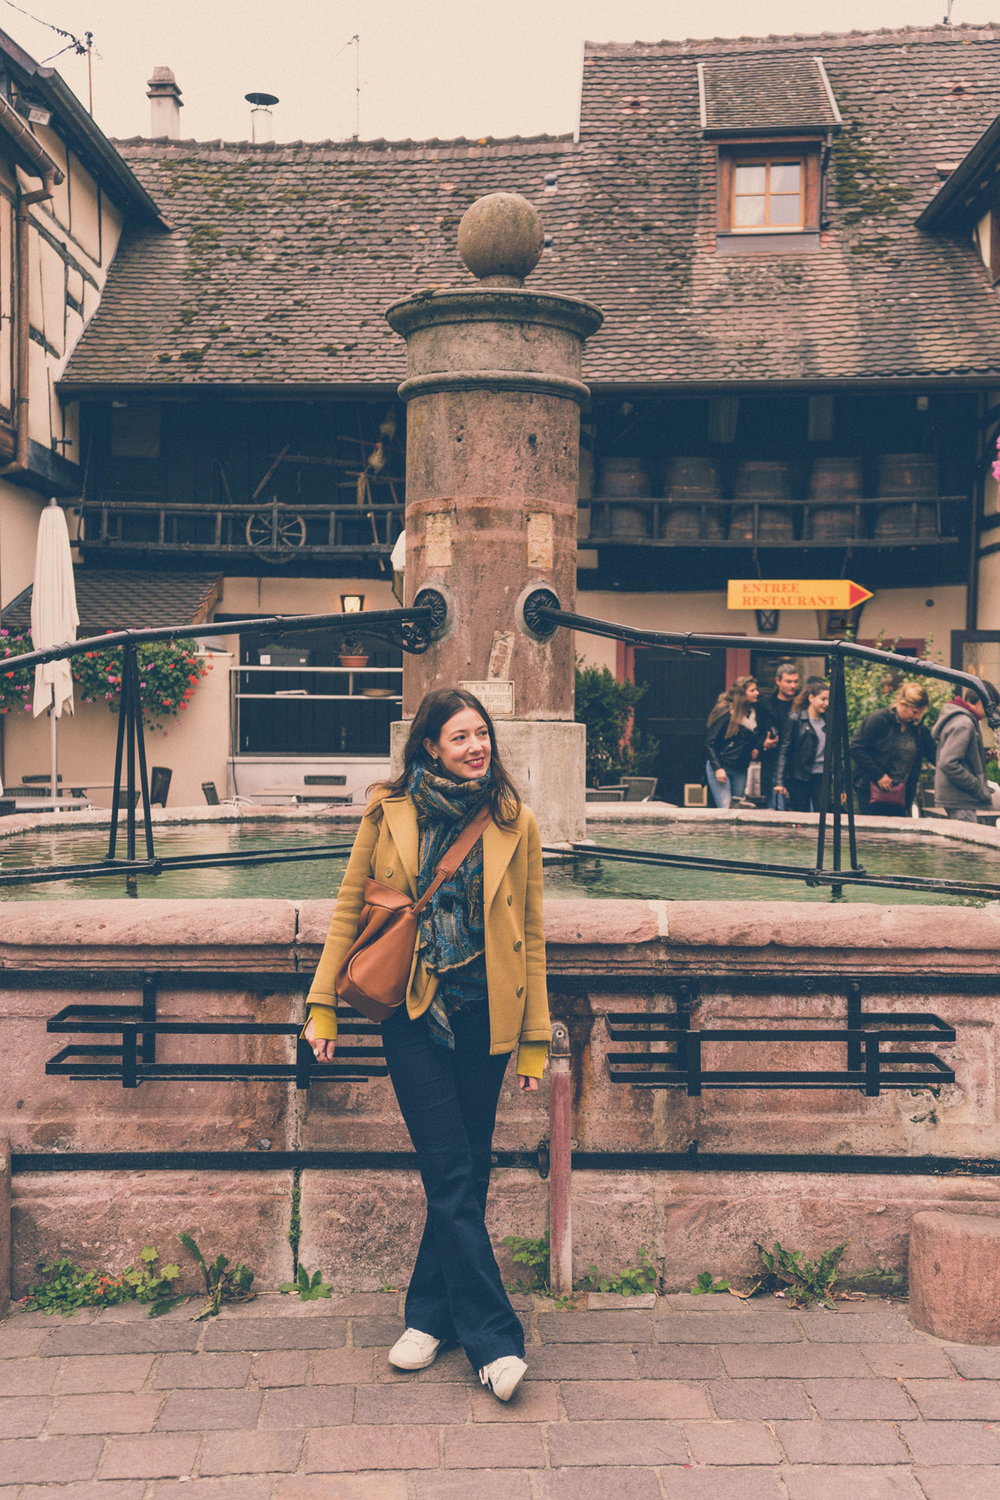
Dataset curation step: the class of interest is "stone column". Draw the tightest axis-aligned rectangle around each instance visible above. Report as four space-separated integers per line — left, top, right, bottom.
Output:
385 193 602 842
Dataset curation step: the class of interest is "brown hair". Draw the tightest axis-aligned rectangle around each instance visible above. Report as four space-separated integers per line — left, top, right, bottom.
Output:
894 681 929 713
707 675 757 739
376 686 521 826
792 679 829 713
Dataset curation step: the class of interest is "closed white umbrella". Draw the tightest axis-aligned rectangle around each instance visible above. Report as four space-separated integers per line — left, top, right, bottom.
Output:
30 500 79 802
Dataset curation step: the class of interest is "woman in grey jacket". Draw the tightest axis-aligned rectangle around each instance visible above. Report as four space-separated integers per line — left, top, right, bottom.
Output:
932 687 994 822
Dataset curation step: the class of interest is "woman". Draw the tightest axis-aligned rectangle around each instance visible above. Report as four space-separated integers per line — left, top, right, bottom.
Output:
303 687 549 1403
705 675 764 808
774 680 830 812
850 681 936 816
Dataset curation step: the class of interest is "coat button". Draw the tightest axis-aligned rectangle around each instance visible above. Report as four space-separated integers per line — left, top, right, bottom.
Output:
513 940 523 951
516 985 524 997
385 867 393 877
506 893 513 906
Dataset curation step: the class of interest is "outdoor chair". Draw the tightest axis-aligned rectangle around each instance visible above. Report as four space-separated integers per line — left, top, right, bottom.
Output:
202 782 220 805
622 776 657 802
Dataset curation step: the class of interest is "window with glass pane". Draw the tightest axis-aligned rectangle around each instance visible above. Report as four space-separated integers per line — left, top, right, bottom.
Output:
733 159 803 231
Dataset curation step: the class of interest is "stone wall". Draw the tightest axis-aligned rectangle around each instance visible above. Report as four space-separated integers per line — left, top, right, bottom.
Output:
2 897 999 1296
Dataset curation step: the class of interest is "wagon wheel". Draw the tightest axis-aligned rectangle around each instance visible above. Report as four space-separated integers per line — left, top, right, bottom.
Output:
245 507 307 563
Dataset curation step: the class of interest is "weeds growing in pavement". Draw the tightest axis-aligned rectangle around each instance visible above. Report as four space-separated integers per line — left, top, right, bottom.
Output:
502 1231 551 1292
580 1248 659 1298
280 1265 333 1301
23 1247 182 1318
691 1271 732 1295
177 1232 256 1320
756 1239 849 1310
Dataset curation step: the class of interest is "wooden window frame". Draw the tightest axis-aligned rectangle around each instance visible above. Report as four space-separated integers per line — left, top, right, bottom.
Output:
717 141 822 236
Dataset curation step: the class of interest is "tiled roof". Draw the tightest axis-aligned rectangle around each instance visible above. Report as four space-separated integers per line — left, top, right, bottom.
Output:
700 56 839 135
61 23 1000 390
3 570 222 634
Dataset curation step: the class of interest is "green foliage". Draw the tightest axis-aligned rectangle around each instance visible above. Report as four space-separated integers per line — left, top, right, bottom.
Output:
837 1266 907 1297
580 1248 658 1297
756 1239 849 1310
691 1271 732 1295
280 1265 333 1301
831 122 914 225
177 1232 256 1320
843 634 949 741
73 638 211 730
24 1247 182 1318
575 663 659 785
502 1231 551 1292
0 629 210 729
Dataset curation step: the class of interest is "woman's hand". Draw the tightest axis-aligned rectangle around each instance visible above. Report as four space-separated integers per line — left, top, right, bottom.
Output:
750 748 759 761
715 768 728 784
764 729 778 749
303 1014 336 1064
774 784 787 798
518 1074 539 1092
876 773 895 791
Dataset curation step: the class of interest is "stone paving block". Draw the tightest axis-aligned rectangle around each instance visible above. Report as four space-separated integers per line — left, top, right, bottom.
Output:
0 1435 102 1484
156 1388 263 1431
943 1345 1000 1379
201 1316 345 1352
0 1358 57 1395
683 1419 782 1464
414 1472 534 1499
312 1347 377 1385
260 1384 354 1428
6 1309 100 1329
349 1316 404 1348
354 1381 469 1425
782 1466 926 1499
587 1292 657 1310
48 1392 164 1434
276 1476 409 1499
546 1418 687 1467
375 1346 470 1383
306 1424 441 1472
648 1468 785 1499
774 1420 909 1464
533 1468 663 1499
329 1293 402 1314
796 1311 922 1345
861 1345 956 1379
520 1343 640 1380
708 1378 811 1419
901 1418 1000 1465
720 1344 869 1378
654 1313 799 1344
12 1485 147 1499
54 1354 155 1393
443 1422 547 1468
914 1468 1000 1500
0 1325 51 1358
198 1428 304 1475
560 1378 711 1420
905 1378 1000 1419
470 1379 558 1421
151 1482 273 1500
99 1433 201 1480
537 1311 654 1343
0 1394 50 1435
152 1352 251 1389
661 1293 750 1313
251 1349 309 1387
42 1322 200 1357
803 1377 918 1420
632 1345 723 1380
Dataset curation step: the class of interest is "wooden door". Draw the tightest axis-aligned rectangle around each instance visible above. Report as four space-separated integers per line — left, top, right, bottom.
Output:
633 648 728 805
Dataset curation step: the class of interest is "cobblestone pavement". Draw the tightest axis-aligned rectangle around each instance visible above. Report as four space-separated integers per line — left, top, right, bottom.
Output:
1 1290 999 1498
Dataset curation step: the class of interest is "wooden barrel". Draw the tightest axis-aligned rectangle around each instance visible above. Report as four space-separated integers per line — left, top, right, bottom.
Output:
596 457 652 539
875 452 938 540
808 456 862 541
661 456 724 540
729 461 794 542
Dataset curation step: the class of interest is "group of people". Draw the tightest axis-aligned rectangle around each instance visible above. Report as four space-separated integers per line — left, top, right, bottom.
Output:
705 660 996 820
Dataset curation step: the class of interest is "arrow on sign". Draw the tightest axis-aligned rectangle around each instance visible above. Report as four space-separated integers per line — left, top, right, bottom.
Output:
727 579 874 611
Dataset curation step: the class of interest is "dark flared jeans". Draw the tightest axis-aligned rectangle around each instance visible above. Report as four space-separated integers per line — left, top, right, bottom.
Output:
380 998 524 1371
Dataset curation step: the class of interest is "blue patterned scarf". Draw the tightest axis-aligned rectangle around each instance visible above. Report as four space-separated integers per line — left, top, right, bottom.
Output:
407 761 491 1048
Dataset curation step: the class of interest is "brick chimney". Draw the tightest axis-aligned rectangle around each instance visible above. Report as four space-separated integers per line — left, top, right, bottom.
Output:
147 67 183 140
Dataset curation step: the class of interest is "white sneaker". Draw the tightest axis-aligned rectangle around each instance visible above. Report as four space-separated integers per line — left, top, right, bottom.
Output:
478 1355 527 1401
388 1327 441 1370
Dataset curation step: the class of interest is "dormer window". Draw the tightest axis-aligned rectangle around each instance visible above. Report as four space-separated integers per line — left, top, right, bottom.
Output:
732 158 804 230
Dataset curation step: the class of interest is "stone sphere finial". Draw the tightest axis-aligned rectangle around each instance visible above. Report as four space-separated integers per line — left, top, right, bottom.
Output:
458 193 545 285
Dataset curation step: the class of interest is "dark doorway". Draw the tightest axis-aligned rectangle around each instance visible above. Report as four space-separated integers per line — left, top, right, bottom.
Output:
633 648 728 805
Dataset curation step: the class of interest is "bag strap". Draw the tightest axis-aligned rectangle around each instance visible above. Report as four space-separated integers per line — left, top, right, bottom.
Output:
410 803 493 919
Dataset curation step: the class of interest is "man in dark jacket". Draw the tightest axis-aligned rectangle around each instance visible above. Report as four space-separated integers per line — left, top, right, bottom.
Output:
931 686 995 822
758 662 799 806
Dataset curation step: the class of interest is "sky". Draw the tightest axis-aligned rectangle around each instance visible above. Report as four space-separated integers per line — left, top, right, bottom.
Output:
0 0 997 144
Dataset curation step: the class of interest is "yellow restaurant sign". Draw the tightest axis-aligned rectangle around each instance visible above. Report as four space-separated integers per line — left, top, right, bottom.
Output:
727 579 873 611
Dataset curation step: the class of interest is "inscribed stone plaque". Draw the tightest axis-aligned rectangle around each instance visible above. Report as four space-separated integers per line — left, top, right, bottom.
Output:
526 511 555 569
424 511 453 567
459 680 515 717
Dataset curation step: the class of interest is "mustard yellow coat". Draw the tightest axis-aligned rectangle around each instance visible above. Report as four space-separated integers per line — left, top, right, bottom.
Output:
305 792 551 1077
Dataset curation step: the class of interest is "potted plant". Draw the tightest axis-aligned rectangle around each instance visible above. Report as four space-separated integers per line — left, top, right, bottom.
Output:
338 635 369 668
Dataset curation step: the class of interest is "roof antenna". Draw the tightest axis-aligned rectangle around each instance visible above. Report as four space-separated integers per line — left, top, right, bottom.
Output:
943 0 954 22
336 33 361 140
